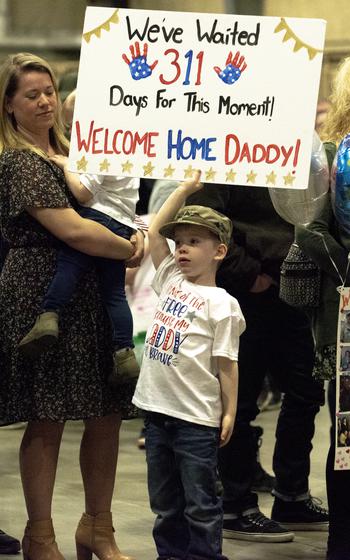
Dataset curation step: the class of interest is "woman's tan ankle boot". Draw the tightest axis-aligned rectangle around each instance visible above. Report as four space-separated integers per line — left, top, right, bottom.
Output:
75 512 135 560
22 519 65 560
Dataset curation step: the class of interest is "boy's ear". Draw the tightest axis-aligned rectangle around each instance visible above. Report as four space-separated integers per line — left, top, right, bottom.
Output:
214 243 228 262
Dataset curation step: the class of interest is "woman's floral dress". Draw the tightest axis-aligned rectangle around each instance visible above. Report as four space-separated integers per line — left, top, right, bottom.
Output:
0 149 136 424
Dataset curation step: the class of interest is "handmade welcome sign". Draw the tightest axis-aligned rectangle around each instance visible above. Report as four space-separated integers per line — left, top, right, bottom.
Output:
68 7 326 188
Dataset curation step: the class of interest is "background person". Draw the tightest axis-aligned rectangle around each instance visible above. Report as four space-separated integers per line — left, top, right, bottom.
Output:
0 529 20 555
296 59 350 555
187 175 328 543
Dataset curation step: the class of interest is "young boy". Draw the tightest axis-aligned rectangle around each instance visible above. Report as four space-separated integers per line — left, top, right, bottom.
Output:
132 171 245 560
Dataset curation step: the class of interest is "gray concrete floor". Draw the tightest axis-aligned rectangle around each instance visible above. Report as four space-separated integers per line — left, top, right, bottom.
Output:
1 401 329 560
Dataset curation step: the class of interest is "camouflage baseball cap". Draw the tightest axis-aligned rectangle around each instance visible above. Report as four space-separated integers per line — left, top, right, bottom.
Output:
159 205 232 246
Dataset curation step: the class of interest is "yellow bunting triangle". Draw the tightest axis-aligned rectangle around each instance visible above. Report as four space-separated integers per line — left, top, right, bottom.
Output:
282 29 293 42
308 48 317 60
293 40 303 52
274 19 286 34
83 9 119 43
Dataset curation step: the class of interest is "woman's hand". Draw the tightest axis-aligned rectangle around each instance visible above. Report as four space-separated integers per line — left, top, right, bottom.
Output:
125 230 145 268
50 154 68 170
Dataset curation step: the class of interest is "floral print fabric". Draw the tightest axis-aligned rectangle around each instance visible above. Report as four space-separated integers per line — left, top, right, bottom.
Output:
0 149 137 424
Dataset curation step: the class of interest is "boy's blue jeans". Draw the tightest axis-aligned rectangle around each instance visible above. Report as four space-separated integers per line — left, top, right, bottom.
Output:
145 412 228 560
42 206 133 350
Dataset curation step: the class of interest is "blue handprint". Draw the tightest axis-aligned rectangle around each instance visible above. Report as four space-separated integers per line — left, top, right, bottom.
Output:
122 42 158 81
214 51 247 85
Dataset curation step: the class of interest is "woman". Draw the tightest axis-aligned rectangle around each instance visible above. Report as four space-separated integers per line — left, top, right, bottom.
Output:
0 52 141 560
296 57 350 560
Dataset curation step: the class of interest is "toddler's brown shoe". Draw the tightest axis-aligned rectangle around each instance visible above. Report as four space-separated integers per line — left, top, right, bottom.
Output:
18 311 59 358
109 348 140 387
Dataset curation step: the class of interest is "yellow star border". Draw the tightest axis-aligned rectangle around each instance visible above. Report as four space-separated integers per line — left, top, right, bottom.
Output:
73 157 301 188
77 156 88 172
83 9 119 43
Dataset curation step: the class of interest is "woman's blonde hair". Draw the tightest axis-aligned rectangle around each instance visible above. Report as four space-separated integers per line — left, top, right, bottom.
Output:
321 57 350 144
0 52 69 156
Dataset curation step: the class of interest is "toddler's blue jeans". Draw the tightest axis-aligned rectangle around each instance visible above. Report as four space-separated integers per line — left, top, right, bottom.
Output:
145 412 228 560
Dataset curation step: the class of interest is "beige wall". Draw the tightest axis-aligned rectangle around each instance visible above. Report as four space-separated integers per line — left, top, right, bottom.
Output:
8 0 86 35
263 0 350 47
129 0 226 13
263 0 350 98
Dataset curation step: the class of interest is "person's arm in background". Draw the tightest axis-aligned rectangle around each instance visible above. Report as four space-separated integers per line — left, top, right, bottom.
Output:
296 196 348 283
187 183 265 293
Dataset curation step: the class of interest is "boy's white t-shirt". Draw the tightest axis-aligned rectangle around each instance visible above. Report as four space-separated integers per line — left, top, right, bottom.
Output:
132 254 246 427
80 174 139 230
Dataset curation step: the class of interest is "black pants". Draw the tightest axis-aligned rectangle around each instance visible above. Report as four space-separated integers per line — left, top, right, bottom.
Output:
327 379 350 559
218 286 325 514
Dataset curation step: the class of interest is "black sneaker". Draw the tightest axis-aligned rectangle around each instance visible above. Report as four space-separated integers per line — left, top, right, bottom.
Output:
0 529 21 554
271 496 329 531
223 510 295 542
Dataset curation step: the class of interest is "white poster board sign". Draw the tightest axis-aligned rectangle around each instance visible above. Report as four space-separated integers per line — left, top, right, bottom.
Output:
69 7 326 189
